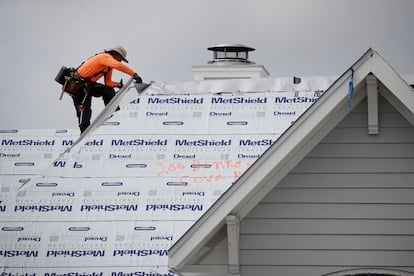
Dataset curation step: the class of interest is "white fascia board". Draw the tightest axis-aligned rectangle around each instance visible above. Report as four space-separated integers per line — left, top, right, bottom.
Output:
369 51 414 114
169 48 379 271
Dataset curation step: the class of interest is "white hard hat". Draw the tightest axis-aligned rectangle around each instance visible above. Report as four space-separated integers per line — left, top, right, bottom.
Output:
105 46 129 63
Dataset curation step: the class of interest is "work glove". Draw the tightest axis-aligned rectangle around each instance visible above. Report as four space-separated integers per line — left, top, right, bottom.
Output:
116 79 123 88
133 73 142 83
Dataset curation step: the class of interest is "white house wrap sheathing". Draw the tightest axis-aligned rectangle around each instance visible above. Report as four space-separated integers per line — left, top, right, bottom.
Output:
0 77 334 275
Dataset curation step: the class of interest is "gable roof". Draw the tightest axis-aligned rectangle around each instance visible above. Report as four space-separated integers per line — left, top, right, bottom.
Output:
168 48 414 270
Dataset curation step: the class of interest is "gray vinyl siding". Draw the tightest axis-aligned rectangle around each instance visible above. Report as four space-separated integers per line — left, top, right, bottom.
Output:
239 96 414 276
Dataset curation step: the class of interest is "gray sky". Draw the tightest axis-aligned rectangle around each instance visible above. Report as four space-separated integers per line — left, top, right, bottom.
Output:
1 0 414 130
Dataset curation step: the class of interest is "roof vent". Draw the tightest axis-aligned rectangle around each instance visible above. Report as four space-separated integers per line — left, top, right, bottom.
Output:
207 44 255 65
193 44 269 80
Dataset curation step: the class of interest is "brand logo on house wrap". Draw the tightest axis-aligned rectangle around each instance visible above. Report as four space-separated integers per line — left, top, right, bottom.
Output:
209 111 232 116
46 250 105 257
109 153 132 159
146 204 203 212
80 204 138 212
84 236 108 242
173 153 196 159
14 205 72 212
239 139 273 146
117 191 140 197
61 139 104 146
0 152 21 158
17 236 41 242
146 111 169 116
1 273 37 276
175 139 231 146
129 98 140 104
150 235 173 241
274 95 319 104
145 204 203 212
0 250 39 257
113 249 168 257
147 97 204 104
182 191 205 197
273 110 296 116
111 139 167 146
1 139 55 146
45 273 103 276
52 192 75 197
111 270 175 276
212 96 267 104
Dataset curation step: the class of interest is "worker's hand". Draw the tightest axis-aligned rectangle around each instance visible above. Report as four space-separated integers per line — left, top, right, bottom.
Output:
133 73 142 83
116 79 123 88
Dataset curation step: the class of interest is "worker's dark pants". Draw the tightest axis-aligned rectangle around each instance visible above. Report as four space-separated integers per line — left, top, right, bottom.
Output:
72 83 117 133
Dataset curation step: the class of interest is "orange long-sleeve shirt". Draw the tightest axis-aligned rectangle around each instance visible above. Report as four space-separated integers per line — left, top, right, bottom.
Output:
77 52 136 88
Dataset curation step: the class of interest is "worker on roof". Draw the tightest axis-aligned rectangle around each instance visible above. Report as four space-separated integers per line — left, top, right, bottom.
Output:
73 46 142 133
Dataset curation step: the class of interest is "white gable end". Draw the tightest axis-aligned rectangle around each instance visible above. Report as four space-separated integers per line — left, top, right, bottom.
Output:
168 49 414 275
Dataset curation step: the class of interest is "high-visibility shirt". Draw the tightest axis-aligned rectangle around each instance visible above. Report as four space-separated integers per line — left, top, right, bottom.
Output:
77 52 136 88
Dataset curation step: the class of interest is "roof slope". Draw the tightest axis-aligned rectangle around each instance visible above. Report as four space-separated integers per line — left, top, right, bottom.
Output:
168 48 414 270
0 73 333 273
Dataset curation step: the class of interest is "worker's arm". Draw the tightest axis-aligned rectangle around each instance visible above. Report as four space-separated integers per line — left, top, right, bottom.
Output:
102 54 136 87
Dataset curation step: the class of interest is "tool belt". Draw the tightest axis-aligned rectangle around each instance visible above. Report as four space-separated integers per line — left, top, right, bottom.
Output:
62 73 88 97
55 63 107 100
56 66 88 99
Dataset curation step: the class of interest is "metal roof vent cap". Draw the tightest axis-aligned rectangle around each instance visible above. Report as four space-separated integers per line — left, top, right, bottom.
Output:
207 44 255 65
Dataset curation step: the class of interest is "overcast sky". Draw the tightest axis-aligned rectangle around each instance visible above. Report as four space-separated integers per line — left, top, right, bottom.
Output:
1 0 414 130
